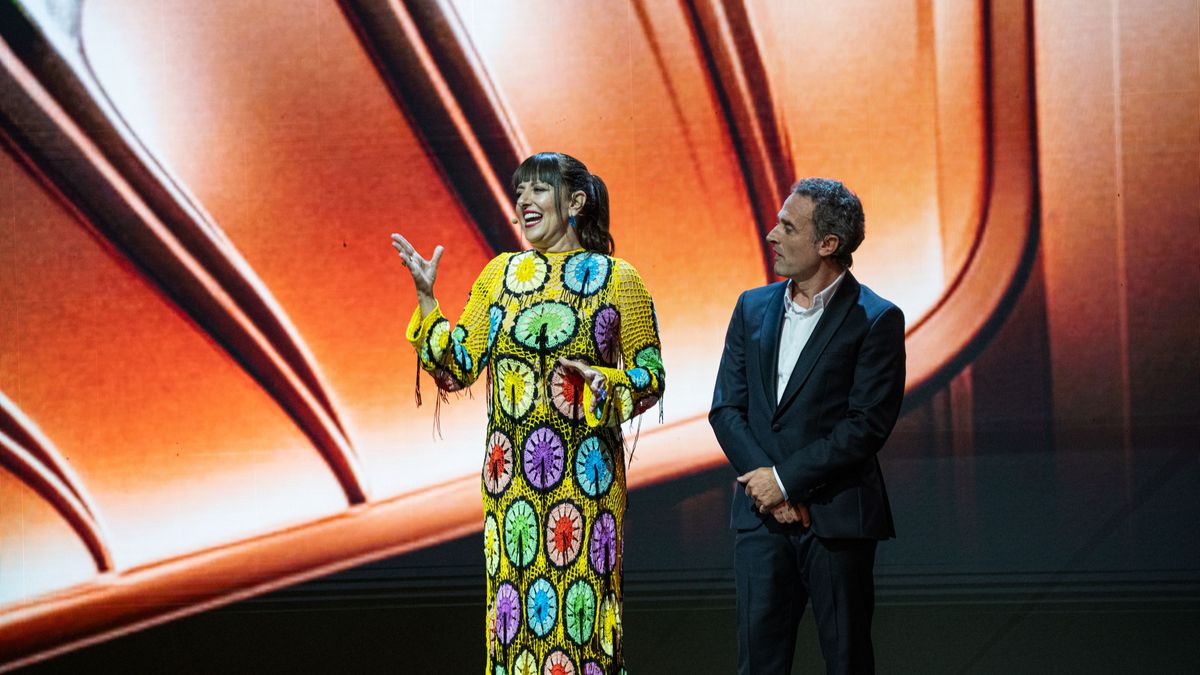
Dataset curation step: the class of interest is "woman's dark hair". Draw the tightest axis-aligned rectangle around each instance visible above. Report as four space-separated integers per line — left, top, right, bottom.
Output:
512 152 614 255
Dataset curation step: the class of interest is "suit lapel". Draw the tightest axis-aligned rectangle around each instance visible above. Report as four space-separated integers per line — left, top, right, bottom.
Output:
774 273 860 419
758 282 787 409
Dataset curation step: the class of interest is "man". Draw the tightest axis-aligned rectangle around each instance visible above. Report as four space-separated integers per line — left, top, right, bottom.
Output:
709 178 906 675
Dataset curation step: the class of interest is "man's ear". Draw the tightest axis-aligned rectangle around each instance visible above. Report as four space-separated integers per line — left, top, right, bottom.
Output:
818 234 840 257
567 189 587 216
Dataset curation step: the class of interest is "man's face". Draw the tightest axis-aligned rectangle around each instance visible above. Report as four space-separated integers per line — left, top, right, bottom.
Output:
766 193 830 280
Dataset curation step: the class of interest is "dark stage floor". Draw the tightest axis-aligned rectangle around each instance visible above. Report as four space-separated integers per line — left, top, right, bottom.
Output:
15 458 1200 674
15 587 1200 673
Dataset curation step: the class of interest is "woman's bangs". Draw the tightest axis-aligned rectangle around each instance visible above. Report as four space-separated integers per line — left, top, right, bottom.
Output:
512 153 562 192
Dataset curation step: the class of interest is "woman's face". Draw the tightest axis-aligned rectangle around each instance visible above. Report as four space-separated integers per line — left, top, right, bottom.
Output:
514 179 582 251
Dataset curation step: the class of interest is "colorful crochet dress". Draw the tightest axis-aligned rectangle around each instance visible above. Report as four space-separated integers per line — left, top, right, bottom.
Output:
407 248 665 674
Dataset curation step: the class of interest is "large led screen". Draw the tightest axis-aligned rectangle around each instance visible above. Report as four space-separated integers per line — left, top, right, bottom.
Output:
1 0 1196 669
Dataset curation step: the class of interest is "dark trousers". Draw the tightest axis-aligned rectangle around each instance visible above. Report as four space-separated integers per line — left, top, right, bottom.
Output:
734 524 878 675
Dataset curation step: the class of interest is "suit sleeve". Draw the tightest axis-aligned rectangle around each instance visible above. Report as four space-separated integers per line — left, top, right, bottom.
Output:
709 291 776 474
405 254 505 391
775 305 906 498
583 260 665 427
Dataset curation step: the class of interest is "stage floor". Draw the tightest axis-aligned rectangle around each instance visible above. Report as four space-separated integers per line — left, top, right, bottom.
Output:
17 591 1200 674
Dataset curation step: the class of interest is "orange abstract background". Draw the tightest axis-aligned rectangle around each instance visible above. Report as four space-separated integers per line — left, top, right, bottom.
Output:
1 0 1196 669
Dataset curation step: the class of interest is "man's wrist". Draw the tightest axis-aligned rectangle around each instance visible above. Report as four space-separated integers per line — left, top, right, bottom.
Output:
771 466 790 502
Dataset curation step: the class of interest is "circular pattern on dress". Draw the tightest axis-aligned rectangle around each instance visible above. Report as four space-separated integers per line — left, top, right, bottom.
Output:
627 367 651 389
562 252 610 297
543 650 576 675
549 360 588 421
545 501 584 568
488 305 505 348
484 513 501 577
451 325 472 371
494 582 521 646
503 499 538 568
483 430 514 495
614 386 634 422
598 594 622 657
588 511 618 575
428 318 451 361
513 650 538 675
522 426 565 490
525 577 558 638
453 342 473 372
592 305 620 365
513 301 578 352
634 345 663 373
564 579 597 645
504 250 549 296
495 357 536 420
574 436 613 498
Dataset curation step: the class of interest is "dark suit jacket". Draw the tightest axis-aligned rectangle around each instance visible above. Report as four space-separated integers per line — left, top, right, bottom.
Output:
709 272 905 539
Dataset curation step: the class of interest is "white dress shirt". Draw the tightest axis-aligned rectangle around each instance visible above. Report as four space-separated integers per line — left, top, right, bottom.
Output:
772 272 846 501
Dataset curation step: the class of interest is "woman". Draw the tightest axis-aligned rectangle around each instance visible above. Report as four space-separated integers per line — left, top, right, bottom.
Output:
392 152 664 674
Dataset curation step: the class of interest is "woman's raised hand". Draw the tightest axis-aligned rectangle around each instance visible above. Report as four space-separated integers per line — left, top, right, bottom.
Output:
391 233 443 297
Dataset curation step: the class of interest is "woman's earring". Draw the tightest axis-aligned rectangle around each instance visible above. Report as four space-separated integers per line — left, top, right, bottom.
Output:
568 215 577 228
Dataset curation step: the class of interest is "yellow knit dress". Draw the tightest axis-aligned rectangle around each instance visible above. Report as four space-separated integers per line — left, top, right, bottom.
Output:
407 248 664 675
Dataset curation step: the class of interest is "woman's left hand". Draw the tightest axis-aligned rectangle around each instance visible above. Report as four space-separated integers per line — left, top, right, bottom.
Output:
558 357 607 397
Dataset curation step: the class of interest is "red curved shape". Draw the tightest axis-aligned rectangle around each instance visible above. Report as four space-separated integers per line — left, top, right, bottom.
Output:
0 394 112 572
338 0 526 252
682 0 794 278
0 0 1041 667
902 0 1038 400
0 1 368 504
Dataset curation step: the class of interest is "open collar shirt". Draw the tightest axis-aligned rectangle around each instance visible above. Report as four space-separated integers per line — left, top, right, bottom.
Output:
772 271 846 500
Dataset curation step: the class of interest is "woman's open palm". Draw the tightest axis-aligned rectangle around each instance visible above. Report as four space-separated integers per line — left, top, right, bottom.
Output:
391 233 443 295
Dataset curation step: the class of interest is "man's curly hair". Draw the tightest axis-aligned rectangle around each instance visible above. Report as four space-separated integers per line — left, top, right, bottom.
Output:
791 178 865 269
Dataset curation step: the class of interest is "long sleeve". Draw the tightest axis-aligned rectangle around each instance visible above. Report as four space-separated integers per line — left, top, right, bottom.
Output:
406 254 507 392
774 305 906 498
583 260 665 427
709 291 776 474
